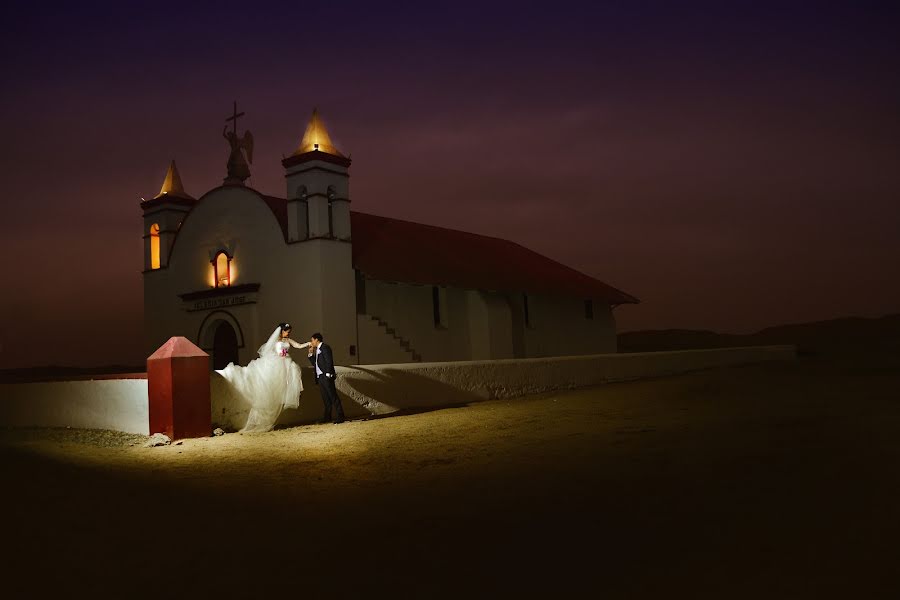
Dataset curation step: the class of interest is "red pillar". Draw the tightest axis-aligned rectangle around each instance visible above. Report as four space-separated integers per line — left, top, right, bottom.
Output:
147 337 211 440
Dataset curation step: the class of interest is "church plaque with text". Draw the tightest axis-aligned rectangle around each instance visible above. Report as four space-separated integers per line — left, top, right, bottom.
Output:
178 283 260 312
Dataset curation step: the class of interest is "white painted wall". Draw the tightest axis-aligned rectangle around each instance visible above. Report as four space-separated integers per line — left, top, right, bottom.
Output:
0 379 149 435
284 159 351 240
522 295 618 357
0 346 796 434
360 278 618 364
285 159 350 203
357 315 417 364
335 345 797 415
360 281 473 362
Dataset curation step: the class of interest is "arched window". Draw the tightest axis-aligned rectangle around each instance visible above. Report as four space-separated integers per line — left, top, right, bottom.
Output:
150 224 161 269
213 251 232 288
327 185 336 236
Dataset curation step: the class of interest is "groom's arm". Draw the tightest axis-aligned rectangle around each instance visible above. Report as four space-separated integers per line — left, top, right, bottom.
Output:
321 345 337 376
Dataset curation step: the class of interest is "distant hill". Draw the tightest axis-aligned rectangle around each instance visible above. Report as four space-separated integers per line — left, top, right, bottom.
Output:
618 314 900 356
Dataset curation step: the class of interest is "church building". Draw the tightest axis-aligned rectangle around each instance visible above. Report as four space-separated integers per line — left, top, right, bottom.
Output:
141 109 639 369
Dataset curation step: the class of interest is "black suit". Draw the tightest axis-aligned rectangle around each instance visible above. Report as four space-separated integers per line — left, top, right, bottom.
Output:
308 343 344 422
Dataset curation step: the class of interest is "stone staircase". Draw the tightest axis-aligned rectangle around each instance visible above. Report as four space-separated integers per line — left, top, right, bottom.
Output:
361 314 422 363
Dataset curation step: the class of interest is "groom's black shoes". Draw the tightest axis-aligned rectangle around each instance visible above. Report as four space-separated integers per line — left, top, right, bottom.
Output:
333 418 345 424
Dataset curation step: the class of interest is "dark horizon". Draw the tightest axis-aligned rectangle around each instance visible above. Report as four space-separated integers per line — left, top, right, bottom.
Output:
2 1 899 369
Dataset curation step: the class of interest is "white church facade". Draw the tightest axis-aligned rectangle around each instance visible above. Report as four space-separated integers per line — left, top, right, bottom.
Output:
141 109 639 369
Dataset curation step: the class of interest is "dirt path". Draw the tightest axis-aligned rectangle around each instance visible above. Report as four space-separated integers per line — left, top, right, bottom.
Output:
2 353 899 598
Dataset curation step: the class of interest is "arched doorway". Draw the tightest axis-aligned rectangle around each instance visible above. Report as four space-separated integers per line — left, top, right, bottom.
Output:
212 321 239 369
197 310 245 370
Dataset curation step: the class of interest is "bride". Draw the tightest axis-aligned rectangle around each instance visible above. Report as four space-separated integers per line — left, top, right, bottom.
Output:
216 322 310 432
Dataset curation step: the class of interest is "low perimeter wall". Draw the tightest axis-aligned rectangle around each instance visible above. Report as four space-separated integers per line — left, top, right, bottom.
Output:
3 345 796 435
0 378 149 434
331 345 797 417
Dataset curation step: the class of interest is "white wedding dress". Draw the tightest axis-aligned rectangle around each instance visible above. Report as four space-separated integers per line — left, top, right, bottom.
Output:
215 327 305 432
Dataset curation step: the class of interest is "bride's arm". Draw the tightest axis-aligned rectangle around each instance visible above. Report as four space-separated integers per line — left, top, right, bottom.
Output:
287 338 311 349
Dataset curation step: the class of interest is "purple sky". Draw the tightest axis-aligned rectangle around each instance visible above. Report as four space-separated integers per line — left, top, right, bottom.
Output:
1 1 898 368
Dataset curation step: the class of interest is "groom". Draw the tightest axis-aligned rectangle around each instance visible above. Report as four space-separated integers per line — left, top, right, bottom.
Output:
308 332 345 424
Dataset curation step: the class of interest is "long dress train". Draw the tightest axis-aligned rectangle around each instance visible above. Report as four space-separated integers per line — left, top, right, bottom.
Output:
215 327 304 432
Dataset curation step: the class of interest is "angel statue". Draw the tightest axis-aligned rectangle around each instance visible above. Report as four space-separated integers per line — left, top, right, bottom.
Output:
222 103 254 184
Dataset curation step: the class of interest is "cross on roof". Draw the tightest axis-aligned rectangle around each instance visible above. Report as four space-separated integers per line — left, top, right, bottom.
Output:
225 101 245 135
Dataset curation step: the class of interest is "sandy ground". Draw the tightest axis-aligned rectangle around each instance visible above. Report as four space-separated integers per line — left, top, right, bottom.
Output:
2 352 900 598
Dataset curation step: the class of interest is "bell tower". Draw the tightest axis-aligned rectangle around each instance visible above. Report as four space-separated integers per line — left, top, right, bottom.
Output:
282 108 351 242
281 108 356 365
141 160 195 271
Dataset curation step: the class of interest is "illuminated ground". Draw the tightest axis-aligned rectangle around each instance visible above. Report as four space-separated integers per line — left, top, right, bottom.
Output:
2 352 899 598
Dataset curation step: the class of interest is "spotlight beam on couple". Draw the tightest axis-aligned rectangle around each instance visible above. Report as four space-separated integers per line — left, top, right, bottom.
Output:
216 324 344 432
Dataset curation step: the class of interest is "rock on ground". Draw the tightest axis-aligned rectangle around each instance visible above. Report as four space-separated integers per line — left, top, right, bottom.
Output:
145 433 171 447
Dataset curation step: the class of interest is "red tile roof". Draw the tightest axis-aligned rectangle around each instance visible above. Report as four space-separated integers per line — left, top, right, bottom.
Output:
258 192 637 305
350 212 638 305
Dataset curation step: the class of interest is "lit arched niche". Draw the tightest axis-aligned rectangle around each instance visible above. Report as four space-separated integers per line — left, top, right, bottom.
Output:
212 250 233 288
149 224 161 269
